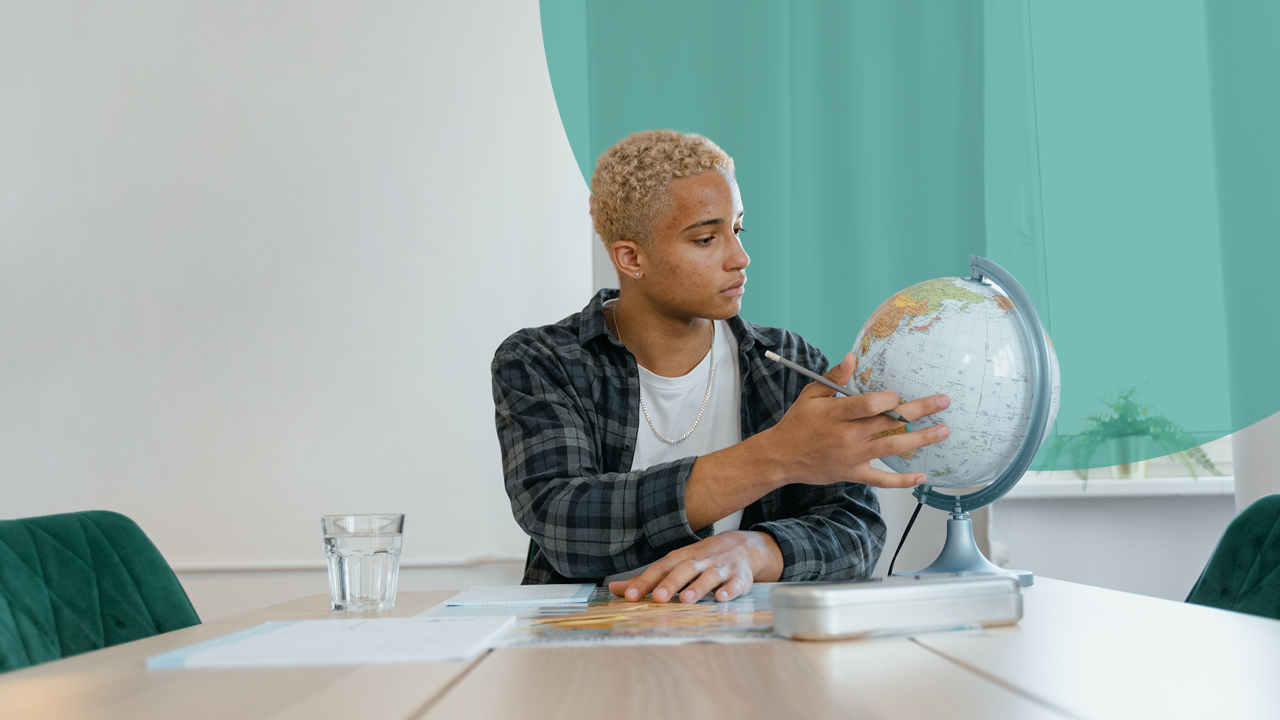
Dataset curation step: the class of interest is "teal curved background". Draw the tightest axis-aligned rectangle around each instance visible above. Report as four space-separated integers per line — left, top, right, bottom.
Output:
540 0 1276 470
1205 0 1280 436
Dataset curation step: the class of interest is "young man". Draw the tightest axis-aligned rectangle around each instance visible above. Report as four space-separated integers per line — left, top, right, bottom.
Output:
492 130 950 603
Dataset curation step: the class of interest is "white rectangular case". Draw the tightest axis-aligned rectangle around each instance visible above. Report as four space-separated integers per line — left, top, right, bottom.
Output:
771 574 1022 641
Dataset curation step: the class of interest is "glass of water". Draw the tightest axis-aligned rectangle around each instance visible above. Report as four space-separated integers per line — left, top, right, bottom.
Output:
321 514 404 611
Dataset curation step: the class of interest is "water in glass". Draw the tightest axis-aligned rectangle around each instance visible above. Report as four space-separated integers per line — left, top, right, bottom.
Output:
322 514 404 611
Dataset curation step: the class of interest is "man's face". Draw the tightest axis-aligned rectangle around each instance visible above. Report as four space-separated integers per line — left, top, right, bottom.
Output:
641 169 749 320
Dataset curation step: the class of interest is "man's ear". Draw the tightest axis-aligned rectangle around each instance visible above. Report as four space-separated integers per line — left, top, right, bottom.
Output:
610 240 644 279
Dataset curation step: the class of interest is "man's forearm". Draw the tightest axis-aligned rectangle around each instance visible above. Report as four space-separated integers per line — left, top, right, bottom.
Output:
683 430 787 531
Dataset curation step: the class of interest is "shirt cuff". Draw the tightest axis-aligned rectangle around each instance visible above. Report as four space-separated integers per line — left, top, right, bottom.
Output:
751 519 825 582
638 456 706 551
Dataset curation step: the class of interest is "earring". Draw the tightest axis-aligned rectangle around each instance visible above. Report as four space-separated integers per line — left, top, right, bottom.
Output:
635 272 641 277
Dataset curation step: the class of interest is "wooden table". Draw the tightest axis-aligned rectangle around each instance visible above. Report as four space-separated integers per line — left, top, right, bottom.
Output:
914 578 1280 720
0 591 470 720
1 579 1275 720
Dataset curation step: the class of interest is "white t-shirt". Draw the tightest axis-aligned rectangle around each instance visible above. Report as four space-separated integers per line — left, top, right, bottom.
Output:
605 316 744 583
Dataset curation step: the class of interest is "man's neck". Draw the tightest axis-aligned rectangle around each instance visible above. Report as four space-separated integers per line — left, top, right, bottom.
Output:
608 294 715 378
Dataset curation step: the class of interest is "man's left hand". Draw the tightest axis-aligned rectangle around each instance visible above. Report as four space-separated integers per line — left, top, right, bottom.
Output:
607 531 783 604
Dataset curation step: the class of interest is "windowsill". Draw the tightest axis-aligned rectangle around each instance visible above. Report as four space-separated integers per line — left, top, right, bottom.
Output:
1001 476 1235 500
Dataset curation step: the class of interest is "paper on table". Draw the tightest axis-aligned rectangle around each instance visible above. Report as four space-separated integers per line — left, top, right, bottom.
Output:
146 616 514 669
444 583 595 607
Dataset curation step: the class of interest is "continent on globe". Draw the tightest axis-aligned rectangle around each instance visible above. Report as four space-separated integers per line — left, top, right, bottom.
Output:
858 279 988 354
850 277 1061 489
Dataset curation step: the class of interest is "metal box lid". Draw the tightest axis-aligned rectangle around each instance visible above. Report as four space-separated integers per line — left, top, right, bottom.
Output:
770 574 1021 609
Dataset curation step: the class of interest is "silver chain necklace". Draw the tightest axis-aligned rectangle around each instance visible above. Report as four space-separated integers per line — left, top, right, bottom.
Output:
613 309 716 445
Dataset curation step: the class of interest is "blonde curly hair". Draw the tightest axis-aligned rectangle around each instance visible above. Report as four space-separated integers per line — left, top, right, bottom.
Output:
590 129 735 248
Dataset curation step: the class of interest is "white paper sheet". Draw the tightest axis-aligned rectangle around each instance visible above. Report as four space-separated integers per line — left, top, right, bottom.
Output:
146 616 514 669
443 583 595 607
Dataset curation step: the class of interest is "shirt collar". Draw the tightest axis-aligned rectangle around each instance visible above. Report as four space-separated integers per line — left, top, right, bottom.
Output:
577 287 775 350
728 314 772 351
579 288 622 346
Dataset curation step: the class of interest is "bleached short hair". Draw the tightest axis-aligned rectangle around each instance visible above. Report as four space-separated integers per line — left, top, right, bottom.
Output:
590 129 735 248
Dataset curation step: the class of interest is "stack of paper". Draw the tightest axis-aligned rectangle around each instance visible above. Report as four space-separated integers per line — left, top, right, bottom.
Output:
443 583 595 607
146 616 514 669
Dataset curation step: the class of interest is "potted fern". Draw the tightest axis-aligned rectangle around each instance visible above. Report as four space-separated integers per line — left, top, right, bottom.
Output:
1043 386 1220 482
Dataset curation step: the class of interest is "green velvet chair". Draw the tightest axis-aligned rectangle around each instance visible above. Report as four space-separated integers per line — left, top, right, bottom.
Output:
0 510 201 673
1187 494 1280 620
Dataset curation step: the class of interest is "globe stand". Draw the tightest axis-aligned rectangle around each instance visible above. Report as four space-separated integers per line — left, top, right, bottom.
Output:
890 256 1051 589
905 513 1034 588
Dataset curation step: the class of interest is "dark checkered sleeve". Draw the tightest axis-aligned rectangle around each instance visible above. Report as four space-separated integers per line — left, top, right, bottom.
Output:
492 341 705 580
752 482 886 582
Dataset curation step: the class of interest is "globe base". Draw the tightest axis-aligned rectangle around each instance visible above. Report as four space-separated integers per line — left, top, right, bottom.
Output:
893 514 1034 588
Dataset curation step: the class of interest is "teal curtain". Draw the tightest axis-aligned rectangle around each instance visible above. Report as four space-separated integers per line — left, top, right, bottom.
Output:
543 0 986 361
787 3 986 357
1204 0 1280 434
1023 0 1232 465
540 0 1261 469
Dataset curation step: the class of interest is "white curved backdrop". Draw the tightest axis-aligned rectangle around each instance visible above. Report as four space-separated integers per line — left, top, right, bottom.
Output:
0 0 590 606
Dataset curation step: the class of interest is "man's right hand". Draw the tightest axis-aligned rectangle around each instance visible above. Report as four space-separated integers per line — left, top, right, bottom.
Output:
756 352 951 489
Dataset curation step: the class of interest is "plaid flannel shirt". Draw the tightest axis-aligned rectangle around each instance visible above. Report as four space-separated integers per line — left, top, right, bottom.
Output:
492 289 886 585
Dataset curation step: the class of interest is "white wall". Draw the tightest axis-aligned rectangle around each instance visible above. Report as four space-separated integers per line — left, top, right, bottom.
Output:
875 440 1241 601
991 495 1235 600
0 0 591 619
179 562 525 622
1232 411 1280 513
876 477 1234 602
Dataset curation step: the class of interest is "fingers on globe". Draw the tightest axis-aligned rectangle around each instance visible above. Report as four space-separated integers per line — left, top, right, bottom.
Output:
860 466 921 489
872 424 947 459
853 413 906 439
823 352 855 380
895 393 948 423
834 390 899 421
823 365 852 385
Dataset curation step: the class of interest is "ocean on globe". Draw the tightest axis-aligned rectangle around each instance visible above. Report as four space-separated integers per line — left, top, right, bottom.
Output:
850 277 1061 489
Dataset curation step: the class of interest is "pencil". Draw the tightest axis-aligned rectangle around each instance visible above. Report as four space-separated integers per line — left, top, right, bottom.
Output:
764 350 909 423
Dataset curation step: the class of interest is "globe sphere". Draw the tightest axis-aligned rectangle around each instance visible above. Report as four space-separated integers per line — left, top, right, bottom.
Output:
850 277 1061 489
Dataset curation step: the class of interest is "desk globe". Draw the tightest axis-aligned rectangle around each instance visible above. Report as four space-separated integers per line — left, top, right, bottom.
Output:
849 256 1060 586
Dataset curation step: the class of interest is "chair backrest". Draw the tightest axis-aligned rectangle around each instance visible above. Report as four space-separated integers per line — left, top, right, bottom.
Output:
0 510 200 673
1187 494 1280 619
